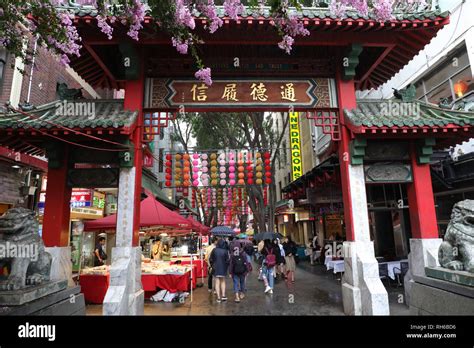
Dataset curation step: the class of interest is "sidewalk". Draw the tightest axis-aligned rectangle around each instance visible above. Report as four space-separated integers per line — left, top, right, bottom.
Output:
86 260 409 315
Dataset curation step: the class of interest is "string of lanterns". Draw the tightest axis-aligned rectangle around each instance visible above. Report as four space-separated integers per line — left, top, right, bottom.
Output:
164 150 272 188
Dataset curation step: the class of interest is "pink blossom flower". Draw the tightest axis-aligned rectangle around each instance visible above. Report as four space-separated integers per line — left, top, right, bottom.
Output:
172 37 191 54
126 0 145 40
285 15 309 37
195 67 212 86
200 0 223 34
278 35 294 54
97 15 113 40
330 0 347 18
373 0 393 21
175 0 195 30
223 0 244 20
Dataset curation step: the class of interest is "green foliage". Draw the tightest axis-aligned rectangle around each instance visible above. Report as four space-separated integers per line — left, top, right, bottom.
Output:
0 0 69 69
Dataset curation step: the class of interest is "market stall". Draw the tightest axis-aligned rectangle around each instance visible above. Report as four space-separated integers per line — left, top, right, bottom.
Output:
84 196 192 231
79 262 197 304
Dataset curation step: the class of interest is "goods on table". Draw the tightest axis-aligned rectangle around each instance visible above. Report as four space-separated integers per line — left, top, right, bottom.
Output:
80 261 192 276
81 265 109 275
141 261 192 275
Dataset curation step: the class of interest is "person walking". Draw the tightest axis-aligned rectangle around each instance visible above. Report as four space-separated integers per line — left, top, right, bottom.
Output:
256 238 265 280
209 239 230 302
205 237 218 293
229 246 250 303
260 239 279 294
283 236 297 283
275 238 286 279
94 236 107 267
310 235 320 265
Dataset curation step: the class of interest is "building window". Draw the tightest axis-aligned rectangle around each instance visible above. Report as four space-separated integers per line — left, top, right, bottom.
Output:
415 46 473 108
0 48 7 87
158 148 164 173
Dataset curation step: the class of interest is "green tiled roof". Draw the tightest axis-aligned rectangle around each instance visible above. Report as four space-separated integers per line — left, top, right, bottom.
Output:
0 100 137 130
345 100 474 129
62 3 448 22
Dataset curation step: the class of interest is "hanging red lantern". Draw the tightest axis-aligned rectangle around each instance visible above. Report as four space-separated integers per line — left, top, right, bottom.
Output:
165 168 172 174
265 165 271 171
263 152 271 159
165 161 172 167
165 181 171 187
265 178 272 184
247 172 254 178
165 174 172 180
264 159 270 165
247 178 254 185
165 154 172 161
265 172 272 178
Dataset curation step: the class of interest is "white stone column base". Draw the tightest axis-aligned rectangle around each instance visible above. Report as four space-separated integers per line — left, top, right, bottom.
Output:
45 246 74 287
103 246 144 315
409 238 442 277
342 241 389 315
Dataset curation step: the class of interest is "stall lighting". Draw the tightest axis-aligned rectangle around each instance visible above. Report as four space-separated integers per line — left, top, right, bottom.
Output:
283 214 289 223
12 165 21 169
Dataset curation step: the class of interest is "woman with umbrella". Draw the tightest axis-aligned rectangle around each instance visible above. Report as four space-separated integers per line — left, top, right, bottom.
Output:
209 239 230 302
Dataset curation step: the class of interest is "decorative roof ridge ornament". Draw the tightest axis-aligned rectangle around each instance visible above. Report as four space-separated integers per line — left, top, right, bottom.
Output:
393 84 416 102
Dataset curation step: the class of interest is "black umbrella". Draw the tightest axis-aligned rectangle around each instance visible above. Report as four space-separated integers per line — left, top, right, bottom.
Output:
210 226 236 237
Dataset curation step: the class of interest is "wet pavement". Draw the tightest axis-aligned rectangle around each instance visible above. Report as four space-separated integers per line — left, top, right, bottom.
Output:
86 260 410 316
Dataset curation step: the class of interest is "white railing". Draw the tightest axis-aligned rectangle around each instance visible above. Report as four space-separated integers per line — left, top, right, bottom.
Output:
65 0 435 13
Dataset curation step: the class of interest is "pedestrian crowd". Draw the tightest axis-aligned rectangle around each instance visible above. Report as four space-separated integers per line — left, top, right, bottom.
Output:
205 234 300 302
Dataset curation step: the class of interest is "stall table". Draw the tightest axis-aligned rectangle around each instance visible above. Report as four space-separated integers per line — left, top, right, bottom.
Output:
80 265 197 304
79 274 110 304
170 257 207 278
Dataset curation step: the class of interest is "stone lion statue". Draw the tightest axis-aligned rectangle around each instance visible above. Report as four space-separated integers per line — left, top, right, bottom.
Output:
0 208 52 290
438 200 474 273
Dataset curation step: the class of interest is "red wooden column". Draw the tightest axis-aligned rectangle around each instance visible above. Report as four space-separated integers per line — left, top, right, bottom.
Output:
336 77 358 242
407 144 439 239
124 78 144 247
43 146 72 247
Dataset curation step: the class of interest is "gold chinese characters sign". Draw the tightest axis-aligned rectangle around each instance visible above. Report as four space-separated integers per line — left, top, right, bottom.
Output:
145 78 333 109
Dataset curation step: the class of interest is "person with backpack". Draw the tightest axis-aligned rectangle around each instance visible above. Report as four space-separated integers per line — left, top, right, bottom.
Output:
229 246 250 303
283 236 298 283
260 239 279 294
209 239 230 303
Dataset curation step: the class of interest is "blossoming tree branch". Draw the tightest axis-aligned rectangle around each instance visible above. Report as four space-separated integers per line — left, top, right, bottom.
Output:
0 0 427 85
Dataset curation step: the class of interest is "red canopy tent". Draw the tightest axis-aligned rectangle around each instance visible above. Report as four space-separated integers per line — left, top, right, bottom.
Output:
186 216 210 235
84 196 192 231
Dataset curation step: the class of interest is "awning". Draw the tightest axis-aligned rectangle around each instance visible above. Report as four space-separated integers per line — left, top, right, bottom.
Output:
84 196 191 231
187 216 210 235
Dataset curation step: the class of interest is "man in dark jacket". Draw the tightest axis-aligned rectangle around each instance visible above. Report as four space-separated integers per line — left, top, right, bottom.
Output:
209 239 230 302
